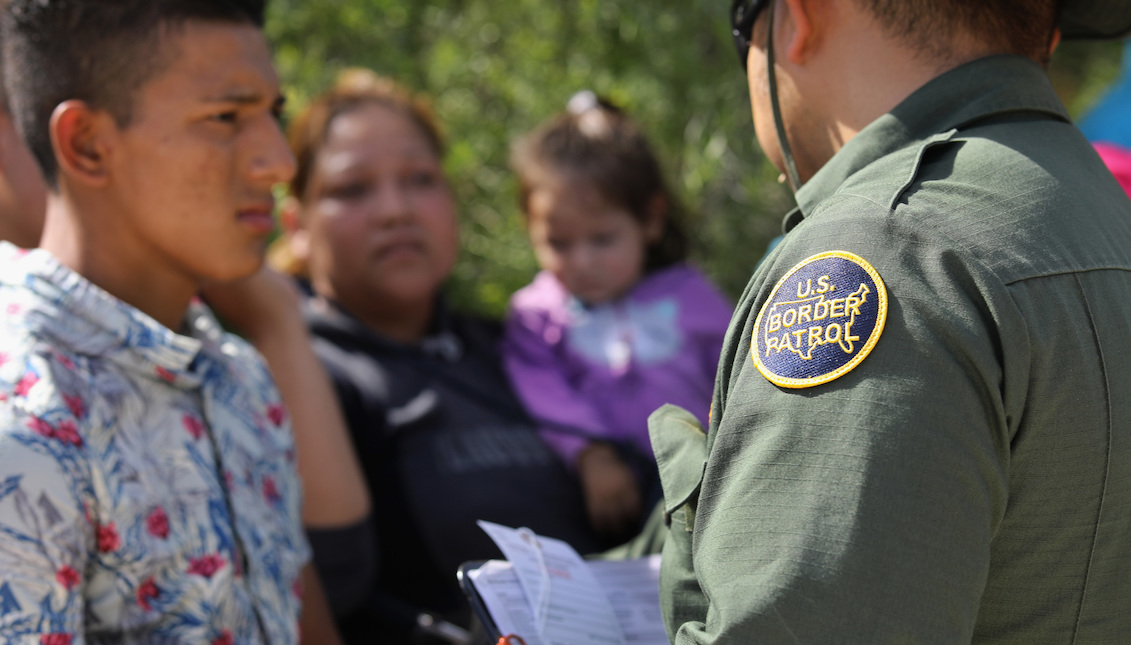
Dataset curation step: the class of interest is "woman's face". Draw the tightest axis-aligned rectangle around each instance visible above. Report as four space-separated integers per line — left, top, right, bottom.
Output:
298 103 458 314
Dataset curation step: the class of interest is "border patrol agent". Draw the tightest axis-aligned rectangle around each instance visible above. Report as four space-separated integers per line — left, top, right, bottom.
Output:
650 0 1131 641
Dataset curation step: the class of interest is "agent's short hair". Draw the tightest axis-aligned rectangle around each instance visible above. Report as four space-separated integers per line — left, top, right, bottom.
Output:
1 0 266 188
857 0 1063 65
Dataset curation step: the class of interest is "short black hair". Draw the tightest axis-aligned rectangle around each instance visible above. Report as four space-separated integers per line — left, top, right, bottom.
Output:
856 0 1063 65
1 0 266 188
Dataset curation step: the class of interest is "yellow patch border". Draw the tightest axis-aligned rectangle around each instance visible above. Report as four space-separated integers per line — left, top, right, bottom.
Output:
751 250 887 389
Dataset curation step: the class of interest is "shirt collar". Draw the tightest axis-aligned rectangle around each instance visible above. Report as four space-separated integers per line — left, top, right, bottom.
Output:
789 54 1070 228
0 243 210 387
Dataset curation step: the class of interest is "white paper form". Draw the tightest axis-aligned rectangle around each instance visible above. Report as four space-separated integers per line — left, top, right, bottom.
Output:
466 560 546 645
467 556 668 645
478 521 626 645
588 557 666 644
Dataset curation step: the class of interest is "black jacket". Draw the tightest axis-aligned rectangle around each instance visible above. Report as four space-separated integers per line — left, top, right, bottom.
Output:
304 295 600 641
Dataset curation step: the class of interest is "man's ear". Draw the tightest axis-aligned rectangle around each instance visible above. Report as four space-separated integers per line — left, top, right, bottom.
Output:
48 100 114 187
779 0 821 65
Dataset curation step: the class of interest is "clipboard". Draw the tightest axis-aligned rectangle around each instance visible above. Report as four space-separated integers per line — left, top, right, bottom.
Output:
456 527 667 645
457 560 503 641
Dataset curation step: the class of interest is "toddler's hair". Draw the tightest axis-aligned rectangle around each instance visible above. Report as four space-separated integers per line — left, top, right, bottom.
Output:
510 92 688 271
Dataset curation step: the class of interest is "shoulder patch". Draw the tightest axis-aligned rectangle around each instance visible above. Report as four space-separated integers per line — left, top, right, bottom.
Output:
751 251 887 388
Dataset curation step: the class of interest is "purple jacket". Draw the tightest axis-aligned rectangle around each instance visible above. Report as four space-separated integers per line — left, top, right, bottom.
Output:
502 264 732 466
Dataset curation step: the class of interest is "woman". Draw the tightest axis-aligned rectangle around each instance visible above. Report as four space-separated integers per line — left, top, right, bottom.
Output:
276 69 601 642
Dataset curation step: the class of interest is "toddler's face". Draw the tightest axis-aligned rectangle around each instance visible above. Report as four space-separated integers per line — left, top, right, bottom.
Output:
526 176 658 305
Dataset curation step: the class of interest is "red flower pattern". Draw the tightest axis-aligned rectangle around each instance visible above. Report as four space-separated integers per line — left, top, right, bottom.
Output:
0 251 308 643
146 507 169 539
53 420 82 447
6 303 20 315
63 393 84 418
262 476 281 504
55 565 80 590
188 553 226 579
136 578 160 611
96 523 120 553
182 414 204 440
265 403 287 426
14 372 38 396
28 416 53 438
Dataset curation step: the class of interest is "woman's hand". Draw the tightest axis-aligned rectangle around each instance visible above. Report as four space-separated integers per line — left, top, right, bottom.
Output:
577 442 643 539
202 268 371 528
201 267 303 343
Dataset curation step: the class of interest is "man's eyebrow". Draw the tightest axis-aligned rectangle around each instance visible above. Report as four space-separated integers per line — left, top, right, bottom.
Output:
204 89 285 107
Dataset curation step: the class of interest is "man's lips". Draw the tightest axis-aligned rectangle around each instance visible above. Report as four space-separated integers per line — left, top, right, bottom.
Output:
237 204 276 234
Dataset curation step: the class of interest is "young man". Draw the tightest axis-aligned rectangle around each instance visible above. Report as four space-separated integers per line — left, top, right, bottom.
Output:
651 0 1131 641
0 1 346 642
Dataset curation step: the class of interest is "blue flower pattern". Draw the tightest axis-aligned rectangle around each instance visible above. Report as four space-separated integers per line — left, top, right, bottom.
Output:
0 244 308 644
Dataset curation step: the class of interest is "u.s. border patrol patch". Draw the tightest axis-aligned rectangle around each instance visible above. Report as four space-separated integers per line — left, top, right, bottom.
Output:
752 251 887 388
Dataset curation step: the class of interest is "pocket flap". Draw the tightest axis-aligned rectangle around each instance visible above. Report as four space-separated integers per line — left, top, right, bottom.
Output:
648 404 708 516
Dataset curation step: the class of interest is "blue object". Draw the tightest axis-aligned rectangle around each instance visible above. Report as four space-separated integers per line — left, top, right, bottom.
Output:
1079 42 1131 148
752 251 887 388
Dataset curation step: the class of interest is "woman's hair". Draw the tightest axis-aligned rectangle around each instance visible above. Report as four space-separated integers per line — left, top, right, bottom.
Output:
271 69 445 276
286 68 445 201
510 92 689 272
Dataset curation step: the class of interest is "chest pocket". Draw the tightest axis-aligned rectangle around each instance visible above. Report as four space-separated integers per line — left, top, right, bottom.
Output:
650 404 708 531
648 404 710 639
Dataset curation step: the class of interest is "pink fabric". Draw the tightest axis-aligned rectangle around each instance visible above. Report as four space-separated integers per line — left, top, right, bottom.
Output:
1094 142 1131 197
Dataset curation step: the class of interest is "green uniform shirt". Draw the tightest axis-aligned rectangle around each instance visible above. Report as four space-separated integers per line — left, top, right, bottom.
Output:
652 55 1131 643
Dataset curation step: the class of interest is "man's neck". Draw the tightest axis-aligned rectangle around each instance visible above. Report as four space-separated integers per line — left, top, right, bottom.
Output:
40 198 196 331
794 13 1002 183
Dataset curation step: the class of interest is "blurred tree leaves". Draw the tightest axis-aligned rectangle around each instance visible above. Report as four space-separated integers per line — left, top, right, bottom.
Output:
266 1 1123 316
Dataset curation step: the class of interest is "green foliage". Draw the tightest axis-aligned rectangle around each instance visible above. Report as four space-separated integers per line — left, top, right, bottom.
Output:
266 1 1123 316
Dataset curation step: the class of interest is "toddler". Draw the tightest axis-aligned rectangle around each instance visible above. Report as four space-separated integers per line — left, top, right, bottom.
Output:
503 93 732 539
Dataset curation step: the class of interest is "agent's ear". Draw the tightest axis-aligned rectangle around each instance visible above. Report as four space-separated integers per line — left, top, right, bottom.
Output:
780 0 821 65
49 100 114 188
644 193 668 243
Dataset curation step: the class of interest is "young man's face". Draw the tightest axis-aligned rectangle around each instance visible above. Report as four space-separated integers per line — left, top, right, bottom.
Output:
105 20 294 290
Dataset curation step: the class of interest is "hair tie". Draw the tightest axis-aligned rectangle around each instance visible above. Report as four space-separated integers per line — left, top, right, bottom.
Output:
566 90 600 115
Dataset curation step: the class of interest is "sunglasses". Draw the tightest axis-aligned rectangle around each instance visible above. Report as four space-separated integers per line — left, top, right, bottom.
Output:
730 0 770 71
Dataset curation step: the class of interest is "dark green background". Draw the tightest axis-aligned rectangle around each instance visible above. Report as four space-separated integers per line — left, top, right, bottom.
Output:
265 0 1124 316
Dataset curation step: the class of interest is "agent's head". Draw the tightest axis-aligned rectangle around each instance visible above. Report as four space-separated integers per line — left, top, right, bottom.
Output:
854 0 1062 66
284 69 458 335
2 0 295 303
731 0 1063 186
511 93 688 306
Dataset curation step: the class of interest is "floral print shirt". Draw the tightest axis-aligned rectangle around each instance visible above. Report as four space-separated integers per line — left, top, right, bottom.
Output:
0 244 309 644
